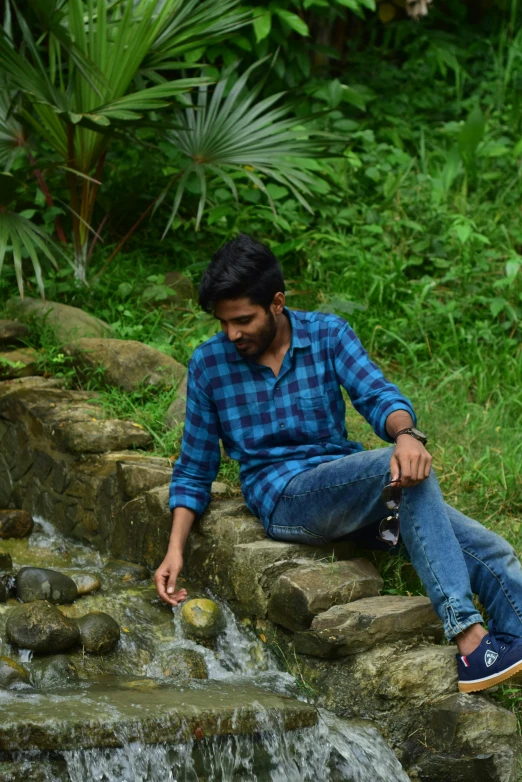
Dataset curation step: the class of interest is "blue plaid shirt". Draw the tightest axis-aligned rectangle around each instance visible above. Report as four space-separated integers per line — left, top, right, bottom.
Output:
169 308 416 529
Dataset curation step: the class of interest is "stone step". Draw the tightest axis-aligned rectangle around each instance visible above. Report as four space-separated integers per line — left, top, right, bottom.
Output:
292 595 443 657
229 539 358 618
267 558 384 631
0 678 317 752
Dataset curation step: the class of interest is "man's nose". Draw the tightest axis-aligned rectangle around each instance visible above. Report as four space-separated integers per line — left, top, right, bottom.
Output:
229 327 243 342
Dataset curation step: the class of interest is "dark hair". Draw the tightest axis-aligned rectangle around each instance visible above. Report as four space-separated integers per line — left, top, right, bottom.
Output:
198 233 285 313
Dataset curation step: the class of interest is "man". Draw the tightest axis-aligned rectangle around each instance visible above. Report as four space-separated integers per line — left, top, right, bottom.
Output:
155 233 522 693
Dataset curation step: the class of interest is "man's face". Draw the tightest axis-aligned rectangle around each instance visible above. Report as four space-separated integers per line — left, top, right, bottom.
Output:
214 297 278 360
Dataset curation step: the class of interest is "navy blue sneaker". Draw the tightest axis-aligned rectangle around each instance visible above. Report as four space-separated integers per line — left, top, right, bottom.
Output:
457 626 522 693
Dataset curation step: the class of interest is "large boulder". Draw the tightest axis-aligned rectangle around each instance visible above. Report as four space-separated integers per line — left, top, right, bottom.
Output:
292 595 443 657
5 298 111 343
0 509 33 538
0 348 39 380
6 601 80 653
63 338 186 392
75 612 120 654
17 567 78 604
267 558 383 631
0 319 29 347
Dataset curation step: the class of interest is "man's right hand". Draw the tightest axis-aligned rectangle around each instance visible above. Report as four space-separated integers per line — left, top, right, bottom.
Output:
154 550 187 607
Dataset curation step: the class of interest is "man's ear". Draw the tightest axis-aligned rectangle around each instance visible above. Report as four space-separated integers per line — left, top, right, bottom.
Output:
271 291 285 315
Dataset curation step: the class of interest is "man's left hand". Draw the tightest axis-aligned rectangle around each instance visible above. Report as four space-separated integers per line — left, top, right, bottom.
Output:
389 436 432 487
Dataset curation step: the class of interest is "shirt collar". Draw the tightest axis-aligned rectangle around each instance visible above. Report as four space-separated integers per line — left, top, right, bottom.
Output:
225 306 310 363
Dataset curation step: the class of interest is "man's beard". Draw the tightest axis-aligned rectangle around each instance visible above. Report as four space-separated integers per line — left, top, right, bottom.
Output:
235 312 278 359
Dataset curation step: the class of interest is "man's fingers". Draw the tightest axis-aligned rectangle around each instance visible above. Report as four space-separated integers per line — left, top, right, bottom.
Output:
389 453 401 483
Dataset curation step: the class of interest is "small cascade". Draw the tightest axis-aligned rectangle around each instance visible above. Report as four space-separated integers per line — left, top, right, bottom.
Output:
0 514 410 782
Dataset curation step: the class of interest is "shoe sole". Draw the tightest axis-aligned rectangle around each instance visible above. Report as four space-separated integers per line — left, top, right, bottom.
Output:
458 659 522 692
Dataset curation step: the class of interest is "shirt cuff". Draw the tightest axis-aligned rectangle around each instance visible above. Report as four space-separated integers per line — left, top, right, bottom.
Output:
168 487 210 517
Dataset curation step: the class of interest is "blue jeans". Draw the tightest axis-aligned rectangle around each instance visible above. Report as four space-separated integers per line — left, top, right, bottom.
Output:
267 447 522 641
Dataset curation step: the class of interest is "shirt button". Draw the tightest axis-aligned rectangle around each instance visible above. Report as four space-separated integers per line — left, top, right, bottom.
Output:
279 422 285 429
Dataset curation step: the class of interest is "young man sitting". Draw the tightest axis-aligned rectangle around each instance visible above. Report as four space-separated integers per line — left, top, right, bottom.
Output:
155 234 522 693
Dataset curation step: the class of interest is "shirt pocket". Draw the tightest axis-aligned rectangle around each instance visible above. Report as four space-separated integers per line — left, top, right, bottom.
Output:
296 393 331 442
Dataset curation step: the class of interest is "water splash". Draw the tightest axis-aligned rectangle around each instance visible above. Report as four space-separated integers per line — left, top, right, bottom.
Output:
60 715 409 782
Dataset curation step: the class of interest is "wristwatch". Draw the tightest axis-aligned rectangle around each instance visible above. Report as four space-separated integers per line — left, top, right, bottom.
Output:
394 427 428 445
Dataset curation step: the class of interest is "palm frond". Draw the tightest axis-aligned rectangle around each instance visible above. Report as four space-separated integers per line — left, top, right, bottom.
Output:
164 61 327 230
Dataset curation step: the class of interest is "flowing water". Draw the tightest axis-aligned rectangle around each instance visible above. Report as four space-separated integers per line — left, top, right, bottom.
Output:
0 518 409 782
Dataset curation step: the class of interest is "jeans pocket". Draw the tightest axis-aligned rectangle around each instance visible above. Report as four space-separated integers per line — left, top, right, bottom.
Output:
268 523 329 546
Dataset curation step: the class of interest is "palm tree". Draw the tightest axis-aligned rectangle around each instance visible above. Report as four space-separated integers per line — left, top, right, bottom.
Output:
0 0 247 283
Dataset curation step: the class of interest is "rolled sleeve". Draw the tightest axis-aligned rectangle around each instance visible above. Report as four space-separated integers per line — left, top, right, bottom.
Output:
333 322 416 442
169 357 221 516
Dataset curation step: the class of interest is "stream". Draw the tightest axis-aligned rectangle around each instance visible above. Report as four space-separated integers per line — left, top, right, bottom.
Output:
0 517 410 782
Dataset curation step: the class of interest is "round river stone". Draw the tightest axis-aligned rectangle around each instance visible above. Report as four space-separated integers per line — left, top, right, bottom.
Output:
180 598 225 640
72 574 101 596
0 656 31 689
103 560 149 583
0 510 33 538
76 612 120 654
17 567 78 604
6 601 80 653
31 655 79 688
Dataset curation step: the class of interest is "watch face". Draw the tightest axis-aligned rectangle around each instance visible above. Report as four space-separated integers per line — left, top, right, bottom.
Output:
411 427 427 441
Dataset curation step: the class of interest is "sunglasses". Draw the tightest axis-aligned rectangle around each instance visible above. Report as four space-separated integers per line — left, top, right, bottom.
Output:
377 478 402 547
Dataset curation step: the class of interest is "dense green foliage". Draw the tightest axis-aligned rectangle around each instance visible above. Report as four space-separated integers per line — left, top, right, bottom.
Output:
1 0 521 730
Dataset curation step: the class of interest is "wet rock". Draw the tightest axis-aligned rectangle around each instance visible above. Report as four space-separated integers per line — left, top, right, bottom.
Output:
0 320 29 347
267 559 384 631
181 598 225 639
17 567 78 604
0 348 40 380
0 656 31 688
72 573 101 595
0 551 13 570
5 298 111 343
63 338 186 393
162 649 208 680
164 374 188 428
0 580 6 602
75 612 120 654
31 655 79 688
53 419 152 454
6 601 80 653
0 509 34 538
104 560 150 582
293 595 443 657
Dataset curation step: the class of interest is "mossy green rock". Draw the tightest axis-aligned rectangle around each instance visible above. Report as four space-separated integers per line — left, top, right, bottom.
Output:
180 598 225 640
6 601 80 653
76 612 120 654
161 649 208 680
17 567 78 604
0 656 31 688
31 655 79 688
